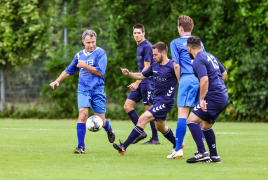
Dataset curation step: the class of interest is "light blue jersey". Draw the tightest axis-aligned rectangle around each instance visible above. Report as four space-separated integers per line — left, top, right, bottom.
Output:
65 47 107 92
170 35 206 75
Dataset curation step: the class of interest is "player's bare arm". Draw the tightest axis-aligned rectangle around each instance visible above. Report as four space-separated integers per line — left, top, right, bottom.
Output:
76 60 102 77
199 76 209 112
173 61 181 83
121 68 146 80
128 61 151 91
50 71 70 89
222 71 227 80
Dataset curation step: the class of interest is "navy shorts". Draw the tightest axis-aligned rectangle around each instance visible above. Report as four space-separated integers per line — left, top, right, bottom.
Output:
127 83 154 106
77 90 106 114
192 93 228 124
148 99 175 121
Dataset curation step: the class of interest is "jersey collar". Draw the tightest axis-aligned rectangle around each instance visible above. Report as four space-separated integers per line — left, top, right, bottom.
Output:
83 47 99 56
182 35 191 38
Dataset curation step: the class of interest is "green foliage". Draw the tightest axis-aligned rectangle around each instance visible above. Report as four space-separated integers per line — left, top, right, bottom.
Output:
0 0 57 72
2 0 268 121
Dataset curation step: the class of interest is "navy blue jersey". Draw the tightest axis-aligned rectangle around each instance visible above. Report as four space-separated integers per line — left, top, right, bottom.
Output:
137 40 154 84
192 51 227 102
65 47 107 91
170 35 206 75
142 60 177 102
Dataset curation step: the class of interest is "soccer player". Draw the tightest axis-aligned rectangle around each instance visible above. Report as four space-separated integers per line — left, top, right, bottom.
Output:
49 29 115 154
168 15 206 159
123 23 159 145
113 42 178 155
186 36 228 163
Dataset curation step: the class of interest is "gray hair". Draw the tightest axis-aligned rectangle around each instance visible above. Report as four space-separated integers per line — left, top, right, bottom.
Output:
82 29 97 40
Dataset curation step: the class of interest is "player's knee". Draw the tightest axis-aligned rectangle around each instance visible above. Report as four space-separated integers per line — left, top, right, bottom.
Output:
123 103 134 113
200 122 212 130
78 109 88 123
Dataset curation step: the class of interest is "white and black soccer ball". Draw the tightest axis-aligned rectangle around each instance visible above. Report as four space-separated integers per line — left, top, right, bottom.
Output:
86 115 103 132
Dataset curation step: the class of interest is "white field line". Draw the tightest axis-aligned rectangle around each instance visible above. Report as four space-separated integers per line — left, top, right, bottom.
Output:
0 128 254 135
1 128 52 130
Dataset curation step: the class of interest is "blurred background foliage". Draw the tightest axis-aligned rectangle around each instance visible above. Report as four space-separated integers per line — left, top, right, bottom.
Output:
0 0 268 121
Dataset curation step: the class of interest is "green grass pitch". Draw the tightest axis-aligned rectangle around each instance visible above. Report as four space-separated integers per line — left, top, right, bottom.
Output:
0 119 268 180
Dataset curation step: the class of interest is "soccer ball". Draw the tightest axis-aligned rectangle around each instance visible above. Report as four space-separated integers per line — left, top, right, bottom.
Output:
86 115 103 132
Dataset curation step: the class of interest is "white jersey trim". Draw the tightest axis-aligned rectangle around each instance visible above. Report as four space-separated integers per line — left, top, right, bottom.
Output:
83 47 99 56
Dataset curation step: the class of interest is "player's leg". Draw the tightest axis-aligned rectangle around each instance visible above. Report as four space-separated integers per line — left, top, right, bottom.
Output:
200 121 220 163
91 91 115 143
113 111 155 155
186 112 210 163
74 107 89 154
154 120 176 149
142 90 160 144
74 90 92 154
124 89 142 125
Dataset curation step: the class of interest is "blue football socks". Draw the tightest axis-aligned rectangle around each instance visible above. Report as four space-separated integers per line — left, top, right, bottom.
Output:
187 123 206 153
150 121 159 141
77 123 86 149
175 118 187 151
162 128 176 148
202 128 218 157
123 126 144 149
127 110 139 126
103 119 111 132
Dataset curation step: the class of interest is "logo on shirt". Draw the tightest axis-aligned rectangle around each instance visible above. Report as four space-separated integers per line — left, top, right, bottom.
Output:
183 42 187 46
137 56 142 61
154 76 167 82
152 104 165 112
167 87 174 97
153 71 158 73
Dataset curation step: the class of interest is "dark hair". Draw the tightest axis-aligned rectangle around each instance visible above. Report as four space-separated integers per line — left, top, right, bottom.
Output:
177 15 194 32
133 23 145 32
187 36 202 49
152 42 168 53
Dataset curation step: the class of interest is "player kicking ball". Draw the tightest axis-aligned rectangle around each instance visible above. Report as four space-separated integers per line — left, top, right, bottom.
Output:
113 42 179 155
185 36 228 163
50 29 115 154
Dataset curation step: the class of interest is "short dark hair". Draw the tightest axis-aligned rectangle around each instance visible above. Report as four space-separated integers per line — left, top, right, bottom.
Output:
187 36 202 49
133 23 145 32
152 42 168 53
177 15 194 32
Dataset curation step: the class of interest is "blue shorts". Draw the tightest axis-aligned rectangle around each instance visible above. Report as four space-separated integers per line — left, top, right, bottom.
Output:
77 90 106 114
177 74 200 107
148 99 175 121
127 83 154 106
192 93 228 124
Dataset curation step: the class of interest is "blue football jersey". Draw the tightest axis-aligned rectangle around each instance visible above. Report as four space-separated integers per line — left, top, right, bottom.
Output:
137 40 154 84
170 35 206 75
65 47 107 91
142 60 177 102
192 51 227 102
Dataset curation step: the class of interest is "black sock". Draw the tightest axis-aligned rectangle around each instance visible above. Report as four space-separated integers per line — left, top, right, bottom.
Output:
123 126 144 149
127 110 139 126
187 123 206 153
162 128 176 148
150 121 159 141
202 128 218 157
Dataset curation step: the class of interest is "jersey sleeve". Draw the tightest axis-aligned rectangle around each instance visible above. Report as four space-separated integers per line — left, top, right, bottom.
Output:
170 41 180 64
201 42 206 52
95 50 107 76
218 60 226 73
65 54 80 75
142 64 153 77
143 45 153 62
193 59 207 80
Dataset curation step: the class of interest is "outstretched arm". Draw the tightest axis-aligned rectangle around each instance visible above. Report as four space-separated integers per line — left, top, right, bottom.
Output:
50 71 70 89
121 68 146 80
